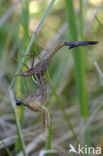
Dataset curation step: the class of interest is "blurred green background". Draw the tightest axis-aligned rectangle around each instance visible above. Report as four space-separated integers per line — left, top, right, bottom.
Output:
0 0 103 156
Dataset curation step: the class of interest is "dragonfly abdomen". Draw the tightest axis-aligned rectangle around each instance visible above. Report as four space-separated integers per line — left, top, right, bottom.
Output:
64 41 98 49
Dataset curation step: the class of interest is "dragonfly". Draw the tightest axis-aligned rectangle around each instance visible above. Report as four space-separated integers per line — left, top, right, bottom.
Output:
14 41 98 95
15 41 98 79
15 41 98 129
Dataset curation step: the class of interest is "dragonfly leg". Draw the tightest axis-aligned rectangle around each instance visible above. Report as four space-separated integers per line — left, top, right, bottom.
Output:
35 74 43 90
23 63 29 70
30 53 35 69
42 106 50 129
32 76 38 84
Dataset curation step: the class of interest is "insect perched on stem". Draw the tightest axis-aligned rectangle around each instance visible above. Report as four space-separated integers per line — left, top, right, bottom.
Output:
15 41 98 129
16 79 50 129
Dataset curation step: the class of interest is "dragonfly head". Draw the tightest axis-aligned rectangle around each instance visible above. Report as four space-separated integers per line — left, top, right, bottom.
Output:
16 97 22 106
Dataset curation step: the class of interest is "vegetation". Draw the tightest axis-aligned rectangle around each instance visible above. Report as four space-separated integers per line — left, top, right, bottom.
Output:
0 0 103 155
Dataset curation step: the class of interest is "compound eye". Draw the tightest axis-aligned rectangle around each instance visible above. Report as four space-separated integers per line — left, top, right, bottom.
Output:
16 97 22 106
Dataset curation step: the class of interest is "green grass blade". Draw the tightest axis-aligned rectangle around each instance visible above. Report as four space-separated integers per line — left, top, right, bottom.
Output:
0 136 12 156
45 115 52 156
47 73 80 144
95 16 103 30
9 90 27 156
65 0 88 120
79 0 90 146
79 0 84 39
51 84 80 144
18 17 40 59
65 0 90 148
15 0 29 154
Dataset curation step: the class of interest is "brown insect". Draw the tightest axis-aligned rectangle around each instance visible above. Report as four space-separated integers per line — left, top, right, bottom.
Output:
15 41 98 79
16 79 50 129
15 41 98 129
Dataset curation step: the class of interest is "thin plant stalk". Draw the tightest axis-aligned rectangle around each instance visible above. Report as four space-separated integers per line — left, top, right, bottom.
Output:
45 114 52 156
15 0 29 154
9 90 27 156
47 75 80 145
64 0 88 122
0 136 12 156
79 0 90 146
65 0 89 147
95 16 103 30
